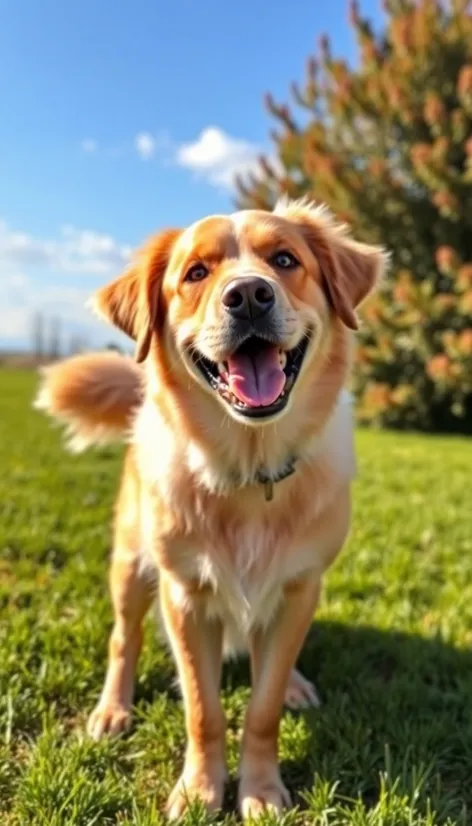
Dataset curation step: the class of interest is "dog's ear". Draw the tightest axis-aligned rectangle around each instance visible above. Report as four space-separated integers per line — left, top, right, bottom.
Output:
91 229 181 362
276 198 389 330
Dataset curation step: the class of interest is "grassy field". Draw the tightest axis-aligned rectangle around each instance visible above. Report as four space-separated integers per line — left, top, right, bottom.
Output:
1 367 472 825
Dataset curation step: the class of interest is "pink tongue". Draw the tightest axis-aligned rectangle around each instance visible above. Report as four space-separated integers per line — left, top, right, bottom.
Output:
227 346 286 408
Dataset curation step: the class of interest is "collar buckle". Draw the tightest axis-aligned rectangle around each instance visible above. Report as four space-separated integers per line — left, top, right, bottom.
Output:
256 458 297 502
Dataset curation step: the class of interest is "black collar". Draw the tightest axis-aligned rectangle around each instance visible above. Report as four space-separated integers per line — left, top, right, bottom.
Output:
229 455 298 501
254 456 298 501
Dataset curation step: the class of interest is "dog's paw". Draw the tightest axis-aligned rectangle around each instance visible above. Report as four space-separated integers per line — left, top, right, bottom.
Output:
166 766 225 820
284 668 321 710
87 703 132 740
239 767 291 820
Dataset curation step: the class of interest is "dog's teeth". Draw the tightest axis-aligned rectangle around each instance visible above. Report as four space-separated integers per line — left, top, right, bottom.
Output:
279 352 287 369
217 362 229 384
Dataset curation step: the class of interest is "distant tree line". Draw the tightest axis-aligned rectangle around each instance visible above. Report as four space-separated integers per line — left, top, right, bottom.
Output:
31 312 123 361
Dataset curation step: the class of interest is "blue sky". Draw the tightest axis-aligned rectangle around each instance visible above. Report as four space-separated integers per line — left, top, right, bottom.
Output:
0 0 383 350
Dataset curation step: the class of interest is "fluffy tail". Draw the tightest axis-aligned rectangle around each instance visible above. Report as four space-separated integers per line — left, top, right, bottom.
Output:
34 351 144 452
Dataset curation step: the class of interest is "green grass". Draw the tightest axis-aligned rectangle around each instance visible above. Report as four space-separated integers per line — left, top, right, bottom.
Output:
1 367 472 825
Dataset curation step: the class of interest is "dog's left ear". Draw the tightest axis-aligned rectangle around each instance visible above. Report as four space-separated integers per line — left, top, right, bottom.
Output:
276 199 389 330
90 228 181 362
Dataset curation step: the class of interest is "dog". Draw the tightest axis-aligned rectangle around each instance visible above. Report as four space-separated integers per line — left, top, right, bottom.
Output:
35 198 387 819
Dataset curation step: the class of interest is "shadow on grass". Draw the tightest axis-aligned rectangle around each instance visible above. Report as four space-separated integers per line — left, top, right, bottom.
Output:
227 621 471 820
131 620 471 821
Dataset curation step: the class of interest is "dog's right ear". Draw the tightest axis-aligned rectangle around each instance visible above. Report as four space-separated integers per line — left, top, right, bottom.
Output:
91 228 181 363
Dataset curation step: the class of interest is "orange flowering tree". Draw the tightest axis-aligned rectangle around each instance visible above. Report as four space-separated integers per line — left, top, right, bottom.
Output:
236 0 472 431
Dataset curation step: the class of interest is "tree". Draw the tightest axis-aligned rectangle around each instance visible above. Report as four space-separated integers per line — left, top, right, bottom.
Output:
31 312 45 361
236 0 472 432
48 316 61 360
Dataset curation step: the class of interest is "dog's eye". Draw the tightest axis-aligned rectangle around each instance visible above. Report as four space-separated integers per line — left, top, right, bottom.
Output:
185 263 209 283
271 250 299 270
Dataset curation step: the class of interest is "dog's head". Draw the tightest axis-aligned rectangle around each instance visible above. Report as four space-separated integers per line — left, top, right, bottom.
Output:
92 199 387 425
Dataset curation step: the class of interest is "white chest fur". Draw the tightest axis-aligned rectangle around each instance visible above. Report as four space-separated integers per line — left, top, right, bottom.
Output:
197 538 326 654
135 389 357 652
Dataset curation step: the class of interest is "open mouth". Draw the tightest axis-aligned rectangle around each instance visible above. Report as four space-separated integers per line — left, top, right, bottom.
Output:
191 333 310 419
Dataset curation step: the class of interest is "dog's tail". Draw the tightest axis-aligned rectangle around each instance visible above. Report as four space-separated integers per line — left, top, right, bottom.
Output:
34 351 144 452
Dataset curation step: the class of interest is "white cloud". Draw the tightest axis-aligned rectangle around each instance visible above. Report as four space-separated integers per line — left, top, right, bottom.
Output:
81 138 97 153
135 132 156 160
0 219 134 349
79 128 265 188
0 219 132 276
175 127 263 189
0 271 131 351
0 301 33 342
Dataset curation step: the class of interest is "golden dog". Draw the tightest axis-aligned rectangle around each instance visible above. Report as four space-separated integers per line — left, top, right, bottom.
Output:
36 198 387 819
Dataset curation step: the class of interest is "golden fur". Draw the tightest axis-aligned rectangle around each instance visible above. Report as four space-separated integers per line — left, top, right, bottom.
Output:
36 199 387 820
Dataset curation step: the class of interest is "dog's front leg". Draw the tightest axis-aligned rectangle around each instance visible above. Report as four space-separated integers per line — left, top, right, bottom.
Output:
87 547 154 740
159 572 227 819
239 574 321 820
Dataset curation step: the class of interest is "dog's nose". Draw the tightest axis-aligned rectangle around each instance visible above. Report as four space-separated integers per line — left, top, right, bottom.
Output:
222 277 275 321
